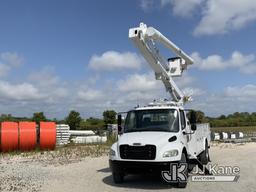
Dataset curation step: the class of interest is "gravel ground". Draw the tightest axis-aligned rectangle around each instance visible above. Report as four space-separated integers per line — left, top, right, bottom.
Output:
0 142 255 192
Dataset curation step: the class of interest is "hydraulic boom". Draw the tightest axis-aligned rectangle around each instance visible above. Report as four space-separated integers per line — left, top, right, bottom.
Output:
129 23 194 105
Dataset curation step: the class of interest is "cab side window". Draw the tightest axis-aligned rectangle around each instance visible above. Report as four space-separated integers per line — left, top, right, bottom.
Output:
180 110 186 130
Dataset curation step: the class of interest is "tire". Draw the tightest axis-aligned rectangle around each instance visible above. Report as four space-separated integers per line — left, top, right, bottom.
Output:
112 171 124 184
188 163 195 173
200 141 209 165
177 153 188 188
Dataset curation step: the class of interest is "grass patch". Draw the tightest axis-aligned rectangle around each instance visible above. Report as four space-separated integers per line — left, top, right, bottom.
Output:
106 134 118 146
0 135 117 164
0 144 110 166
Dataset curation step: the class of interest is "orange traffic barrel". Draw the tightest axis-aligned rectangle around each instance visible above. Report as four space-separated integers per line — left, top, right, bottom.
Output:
0 122 19 152
40 122 56 150
19 122 37 151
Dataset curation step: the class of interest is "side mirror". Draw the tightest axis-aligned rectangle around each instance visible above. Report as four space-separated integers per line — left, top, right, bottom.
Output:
190 111 197 124
117 114 122 134
190 111 197 131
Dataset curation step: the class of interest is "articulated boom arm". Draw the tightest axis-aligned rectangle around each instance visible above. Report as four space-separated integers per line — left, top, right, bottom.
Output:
129 23 194 105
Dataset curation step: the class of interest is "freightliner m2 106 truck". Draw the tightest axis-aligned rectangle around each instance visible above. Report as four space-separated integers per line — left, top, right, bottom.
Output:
109 23 211 188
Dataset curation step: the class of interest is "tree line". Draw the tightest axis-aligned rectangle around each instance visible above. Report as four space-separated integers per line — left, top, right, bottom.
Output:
1 110 256 130
191 111 256 127
0 110 117 130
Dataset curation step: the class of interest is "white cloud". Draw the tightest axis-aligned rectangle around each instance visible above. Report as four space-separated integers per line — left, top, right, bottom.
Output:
140 0 155 11
0 81 43 101
224 84 256 98
161 0 205 17
174 73 204 98
188 84 256 116
0 52 23 77
174 72 196 87
239 64 256 74
191 52 224 70
88 51 143 71
125 91 155 101
183 87 205 97
28 67 69 101
0 64 10 77
0 56 71 118
194 0 256 35
139 0 204 16
28 67 59 88
116 71 203 104
191 51 256 73
0 52 24 67
0 76 68 103
139 0 256 35
117 73 162 92
77 88 104 102
0 49 254 119
115 72 203 107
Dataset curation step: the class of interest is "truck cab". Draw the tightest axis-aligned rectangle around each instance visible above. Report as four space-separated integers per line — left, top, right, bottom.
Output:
109 103 210 187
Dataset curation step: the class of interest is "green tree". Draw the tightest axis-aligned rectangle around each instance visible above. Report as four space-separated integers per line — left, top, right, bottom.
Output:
103 110 117 125
80 117 105 130
65 110 82 130
187 110 206 123
219 115 226 119
196 111 206 123
0 114 15 122
32 112 47 124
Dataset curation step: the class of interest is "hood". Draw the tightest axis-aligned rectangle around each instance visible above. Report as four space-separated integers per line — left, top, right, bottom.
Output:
118 131 177 148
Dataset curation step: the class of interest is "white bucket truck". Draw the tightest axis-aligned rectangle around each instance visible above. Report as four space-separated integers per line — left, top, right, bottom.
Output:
109 23 211 188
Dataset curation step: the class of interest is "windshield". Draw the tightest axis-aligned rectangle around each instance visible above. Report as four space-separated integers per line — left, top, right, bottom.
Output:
124 109 179 133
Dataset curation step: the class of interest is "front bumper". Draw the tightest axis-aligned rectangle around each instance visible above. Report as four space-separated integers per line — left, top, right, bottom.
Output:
109 160 177 174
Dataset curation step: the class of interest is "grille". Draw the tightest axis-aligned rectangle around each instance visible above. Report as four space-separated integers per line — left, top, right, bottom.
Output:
120 145 156 160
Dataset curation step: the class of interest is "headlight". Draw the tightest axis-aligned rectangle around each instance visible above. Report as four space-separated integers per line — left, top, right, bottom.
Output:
109 149 116 157
163 149 179 158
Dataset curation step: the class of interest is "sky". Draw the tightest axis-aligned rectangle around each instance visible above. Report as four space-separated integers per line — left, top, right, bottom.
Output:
0 0 256 119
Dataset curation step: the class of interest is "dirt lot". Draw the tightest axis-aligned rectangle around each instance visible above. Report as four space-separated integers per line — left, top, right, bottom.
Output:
0 142 255 192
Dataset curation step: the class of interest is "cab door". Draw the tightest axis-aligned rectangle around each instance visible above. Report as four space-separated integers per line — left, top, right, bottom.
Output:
180 110 197 157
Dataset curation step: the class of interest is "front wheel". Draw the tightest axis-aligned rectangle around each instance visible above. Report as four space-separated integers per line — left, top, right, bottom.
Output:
177 153 188 188
200 141 209 165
